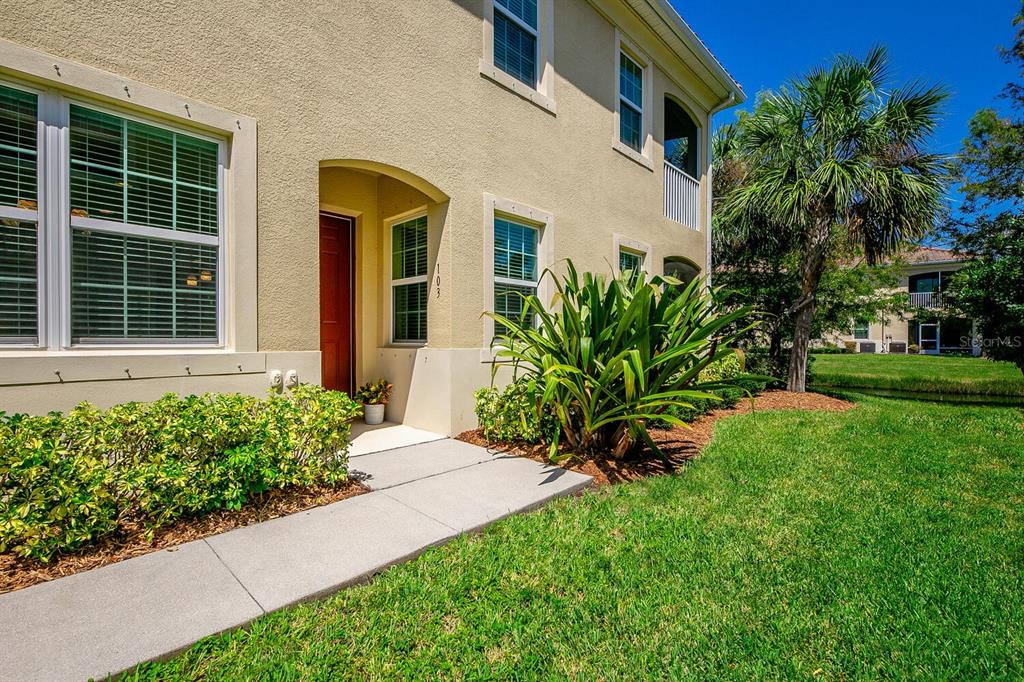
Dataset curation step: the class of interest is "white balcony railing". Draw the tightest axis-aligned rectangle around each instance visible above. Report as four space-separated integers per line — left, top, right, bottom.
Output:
909 291 943 308
664 161 700 229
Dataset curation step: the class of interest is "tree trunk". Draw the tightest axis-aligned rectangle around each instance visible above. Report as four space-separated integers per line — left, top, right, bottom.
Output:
787 299 818 392
787 223 832 392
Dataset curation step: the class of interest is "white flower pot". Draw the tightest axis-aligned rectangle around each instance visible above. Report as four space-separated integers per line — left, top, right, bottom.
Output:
363 403 385 425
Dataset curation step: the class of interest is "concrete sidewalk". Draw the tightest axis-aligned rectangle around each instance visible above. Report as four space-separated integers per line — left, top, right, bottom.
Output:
0 438 591 682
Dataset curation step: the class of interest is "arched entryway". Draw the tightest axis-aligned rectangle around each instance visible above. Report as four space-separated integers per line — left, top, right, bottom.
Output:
318 160 449 415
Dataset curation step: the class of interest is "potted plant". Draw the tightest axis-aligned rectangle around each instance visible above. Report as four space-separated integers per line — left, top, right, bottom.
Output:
355 379 393 425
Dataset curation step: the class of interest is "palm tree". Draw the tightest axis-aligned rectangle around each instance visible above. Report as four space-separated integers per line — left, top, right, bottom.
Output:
718 47 948 391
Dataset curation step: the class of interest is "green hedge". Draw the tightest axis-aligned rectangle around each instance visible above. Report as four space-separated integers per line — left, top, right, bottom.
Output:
0 385 361 562
474 380 558 444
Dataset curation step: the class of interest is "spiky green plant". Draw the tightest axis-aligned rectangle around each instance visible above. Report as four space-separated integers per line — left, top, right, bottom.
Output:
486 262 754 460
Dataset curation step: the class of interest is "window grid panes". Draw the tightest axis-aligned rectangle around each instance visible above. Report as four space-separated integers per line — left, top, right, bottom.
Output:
619 52 644 152
494 216 539 336
0 221 38 340
493 1 537 88
0 85 37 209
0 84 39 342
853 321 870 340
495 0 537 27
391 215 428 343
70 105 219 235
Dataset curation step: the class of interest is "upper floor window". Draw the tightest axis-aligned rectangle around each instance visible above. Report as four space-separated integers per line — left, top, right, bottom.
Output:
0 81 223 348
390 214 428 344
909 272 941 293
480 0 555 113
853 320 870 340
494 0 538 88
613 34 653 168
619 53 644 152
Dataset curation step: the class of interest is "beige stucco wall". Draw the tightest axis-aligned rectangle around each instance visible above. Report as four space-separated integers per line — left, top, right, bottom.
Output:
0 0 732 430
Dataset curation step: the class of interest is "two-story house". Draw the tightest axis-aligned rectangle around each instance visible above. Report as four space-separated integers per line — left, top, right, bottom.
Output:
835 247 980 356
0 0 743 434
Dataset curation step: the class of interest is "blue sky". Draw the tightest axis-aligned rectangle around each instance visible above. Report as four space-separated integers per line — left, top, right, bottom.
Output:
675 0 1019 168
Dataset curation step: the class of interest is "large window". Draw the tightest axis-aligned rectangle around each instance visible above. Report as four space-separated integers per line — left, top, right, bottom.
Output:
493 0 538 88
619 51 644 152
853 320 870 340
0 81 223 348
493 215 539 336
391 214 428 344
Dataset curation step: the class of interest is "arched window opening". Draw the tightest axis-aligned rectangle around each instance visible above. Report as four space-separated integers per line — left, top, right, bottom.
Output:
664 97 699 178
664 257 700 286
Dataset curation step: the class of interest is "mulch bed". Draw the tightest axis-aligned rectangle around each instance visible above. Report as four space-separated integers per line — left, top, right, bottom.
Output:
0 481 367 595
457 390 854 487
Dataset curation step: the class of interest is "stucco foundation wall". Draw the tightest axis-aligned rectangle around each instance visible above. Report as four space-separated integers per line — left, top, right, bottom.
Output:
0 352 320 414
1 0 730 425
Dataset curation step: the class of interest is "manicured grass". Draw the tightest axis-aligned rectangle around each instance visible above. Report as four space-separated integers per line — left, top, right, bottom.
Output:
128 396 1024 680
811 353 1024 396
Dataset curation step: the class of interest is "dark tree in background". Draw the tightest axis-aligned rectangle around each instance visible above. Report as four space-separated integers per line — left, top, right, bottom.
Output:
944 4 1024 373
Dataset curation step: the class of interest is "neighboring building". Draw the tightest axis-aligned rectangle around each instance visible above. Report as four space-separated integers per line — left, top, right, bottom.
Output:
0 0 742 433
833 247 980 355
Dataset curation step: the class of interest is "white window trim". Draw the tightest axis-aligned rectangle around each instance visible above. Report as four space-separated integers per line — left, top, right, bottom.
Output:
479 0 556 115
613 234 651 275
0 39 256 355
613 31 654 171
385 208 430 347
481 193 554 360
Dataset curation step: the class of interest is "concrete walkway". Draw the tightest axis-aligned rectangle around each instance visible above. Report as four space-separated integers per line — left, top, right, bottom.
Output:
0 438 590 682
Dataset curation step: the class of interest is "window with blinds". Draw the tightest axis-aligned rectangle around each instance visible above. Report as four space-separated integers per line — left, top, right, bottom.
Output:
493 216 539 336
619 51 644 152
493 0 538 88
69 105 220 343
0 84 39 342
619 248 642 274
0 82 223 348
391 215 428 343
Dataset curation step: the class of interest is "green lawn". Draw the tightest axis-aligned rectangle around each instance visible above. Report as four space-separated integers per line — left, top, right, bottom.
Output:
811 353 1024 396
128 395 1024 680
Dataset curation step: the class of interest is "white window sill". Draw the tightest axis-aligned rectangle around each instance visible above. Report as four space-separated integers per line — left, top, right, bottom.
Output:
479 60 557 115
612 140 655 171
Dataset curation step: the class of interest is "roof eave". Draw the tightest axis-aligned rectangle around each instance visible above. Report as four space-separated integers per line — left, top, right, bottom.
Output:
626 0 745 106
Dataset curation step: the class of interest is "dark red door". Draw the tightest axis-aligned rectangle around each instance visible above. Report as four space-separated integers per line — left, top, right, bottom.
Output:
319 213 355 393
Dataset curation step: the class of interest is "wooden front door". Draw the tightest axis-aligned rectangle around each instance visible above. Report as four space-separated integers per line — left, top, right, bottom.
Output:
319 213 355 393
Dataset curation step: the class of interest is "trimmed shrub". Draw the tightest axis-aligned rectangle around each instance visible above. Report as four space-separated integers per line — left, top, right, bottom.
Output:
0 385 361 562
474 379 557 444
